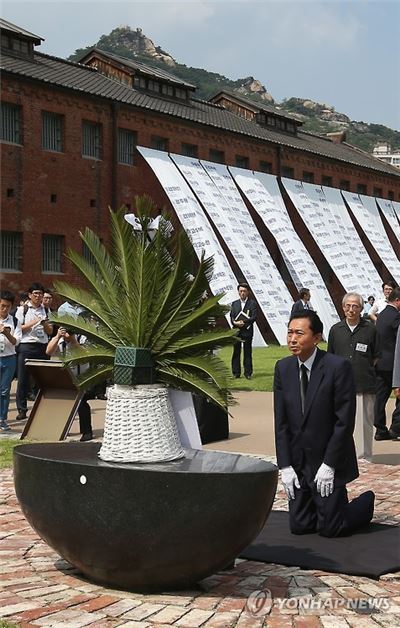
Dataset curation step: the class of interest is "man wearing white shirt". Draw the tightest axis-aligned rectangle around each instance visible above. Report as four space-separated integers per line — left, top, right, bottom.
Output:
15 283 53 421
0 291 22 431
368 281 396 323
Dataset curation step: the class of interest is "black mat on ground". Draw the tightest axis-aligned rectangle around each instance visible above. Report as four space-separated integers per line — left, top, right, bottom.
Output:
239 511 400 578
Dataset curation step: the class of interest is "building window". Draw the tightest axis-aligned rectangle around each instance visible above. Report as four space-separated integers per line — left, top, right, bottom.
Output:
90 199 96 208
303 171 314 183
161 84 174 97
340 179 350 191
82 121 102 159
235 155 249 169
6 188 14 197
267 116 276 127
1 102 22 144
181 143 198 158
82 241 96 266
42 111 64 152
322 176 333 187
175 88 187 100
356 183 367 195
148 80 160 93
259 161 272 174
209 148 224 163
118 128 136 165
42 235 64 273
0 231 22 271
151 135 169 152
388 190 394 200
373 187 383 197
282 166 294 179
133 75 147 90
50 194 57 203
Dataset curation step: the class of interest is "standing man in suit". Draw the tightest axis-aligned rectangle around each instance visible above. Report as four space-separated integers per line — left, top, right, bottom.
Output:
374 287 400 440
274 310 374 537
230 283 257 380
290 288 313 316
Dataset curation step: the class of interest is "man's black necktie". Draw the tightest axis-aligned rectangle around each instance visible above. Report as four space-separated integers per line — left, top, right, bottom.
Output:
300 364 308 413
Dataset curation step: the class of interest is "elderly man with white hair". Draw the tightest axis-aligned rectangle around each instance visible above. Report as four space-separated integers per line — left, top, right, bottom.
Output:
328 292 378 461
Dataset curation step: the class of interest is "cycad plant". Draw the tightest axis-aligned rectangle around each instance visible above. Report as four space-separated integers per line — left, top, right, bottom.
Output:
51 195 237 462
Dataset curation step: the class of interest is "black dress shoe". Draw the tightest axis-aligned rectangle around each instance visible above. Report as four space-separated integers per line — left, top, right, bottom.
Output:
80 432 93 442
16 411 27 421
389 429 400 440
374 430 391 441
245 374 252 380
233 375 240 379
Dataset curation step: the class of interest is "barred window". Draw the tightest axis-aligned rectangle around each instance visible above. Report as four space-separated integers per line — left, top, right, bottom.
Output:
282 167 295 179
235 155 249 169
151 135 169 152
1 102 22 144
357 183 367 195
259 161 272 174
118 128 136 165
42 111 63 152
181 143 198 158
82 121 101 159
209 148 224 164
322 176 333 187
303 171 314 183
82 241 96 266
0 231 22 271
42 235 64 273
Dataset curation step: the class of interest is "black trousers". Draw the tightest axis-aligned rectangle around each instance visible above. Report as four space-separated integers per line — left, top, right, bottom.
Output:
289 475 374 537
16 343 48 413
374 370 400 433
231 337 253 377
77 392 93 435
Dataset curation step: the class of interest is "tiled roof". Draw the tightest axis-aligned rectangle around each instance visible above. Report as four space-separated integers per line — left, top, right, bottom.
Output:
78 48 196 90
1 48 399 179
210 89 299 122
0 18 43 44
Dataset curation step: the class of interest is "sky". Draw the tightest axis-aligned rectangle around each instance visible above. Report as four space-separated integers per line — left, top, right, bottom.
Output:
3 0 400 130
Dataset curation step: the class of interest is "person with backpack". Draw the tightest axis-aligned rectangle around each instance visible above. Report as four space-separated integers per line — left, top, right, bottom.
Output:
15 283 53 421
0 290 22 431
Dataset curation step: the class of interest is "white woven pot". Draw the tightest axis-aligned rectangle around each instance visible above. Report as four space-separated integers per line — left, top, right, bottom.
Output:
98 384 185 463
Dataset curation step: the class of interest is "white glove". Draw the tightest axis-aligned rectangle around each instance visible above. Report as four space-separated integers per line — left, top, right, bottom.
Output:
281 466 300 500
314 463 335 497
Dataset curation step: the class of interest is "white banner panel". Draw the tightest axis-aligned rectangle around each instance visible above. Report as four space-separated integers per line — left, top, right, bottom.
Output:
171 155 291 344
322 186 382 296
137 147 265 345
376 197 400 244
197 160 293 344
343 191 400 280
231 169 338 335
393 201 400 225
301 182 364 293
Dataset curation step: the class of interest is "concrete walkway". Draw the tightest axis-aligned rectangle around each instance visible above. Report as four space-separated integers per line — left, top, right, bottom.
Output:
1 389 400 627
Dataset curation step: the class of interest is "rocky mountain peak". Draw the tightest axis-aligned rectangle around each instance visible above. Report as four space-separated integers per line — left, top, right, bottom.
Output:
106 25 176 66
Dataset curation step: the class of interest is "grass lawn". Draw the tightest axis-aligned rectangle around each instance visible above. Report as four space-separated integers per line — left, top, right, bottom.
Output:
0 439 33 469
218 342 328 392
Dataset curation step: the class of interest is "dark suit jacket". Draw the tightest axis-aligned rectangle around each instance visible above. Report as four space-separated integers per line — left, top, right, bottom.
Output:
230 298 257 339
376 304 400 371
274 348 358 486
290 300 313 316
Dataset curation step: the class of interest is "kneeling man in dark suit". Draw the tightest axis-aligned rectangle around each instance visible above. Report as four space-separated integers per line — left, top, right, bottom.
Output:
274 311 374 537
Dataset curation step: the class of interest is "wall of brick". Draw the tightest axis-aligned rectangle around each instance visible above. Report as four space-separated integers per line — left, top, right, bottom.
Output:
2 76 399 301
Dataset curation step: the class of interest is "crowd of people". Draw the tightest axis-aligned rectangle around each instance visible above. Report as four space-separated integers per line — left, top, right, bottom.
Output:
0 283 96 440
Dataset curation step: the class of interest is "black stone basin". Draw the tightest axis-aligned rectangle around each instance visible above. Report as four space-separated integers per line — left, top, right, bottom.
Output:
14 443 278 592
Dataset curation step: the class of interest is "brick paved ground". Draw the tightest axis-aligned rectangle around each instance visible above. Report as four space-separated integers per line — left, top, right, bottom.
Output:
1 457 399 628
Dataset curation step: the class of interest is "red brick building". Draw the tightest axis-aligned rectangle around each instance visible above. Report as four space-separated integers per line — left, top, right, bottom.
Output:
2 19 400 297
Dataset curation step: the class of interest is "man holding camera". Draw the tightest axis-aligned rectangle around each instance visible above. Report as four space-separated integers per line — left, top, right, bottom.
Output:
15 283 53 421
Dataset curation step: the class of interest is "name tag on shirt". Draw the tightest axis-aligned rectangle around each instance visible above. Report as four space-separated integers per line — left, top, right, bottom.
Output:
355 342 368 353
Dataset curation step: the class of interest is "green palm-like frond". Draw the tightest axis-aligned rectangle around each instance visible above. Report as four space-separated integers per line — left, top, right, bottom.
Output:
53 196 237 409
